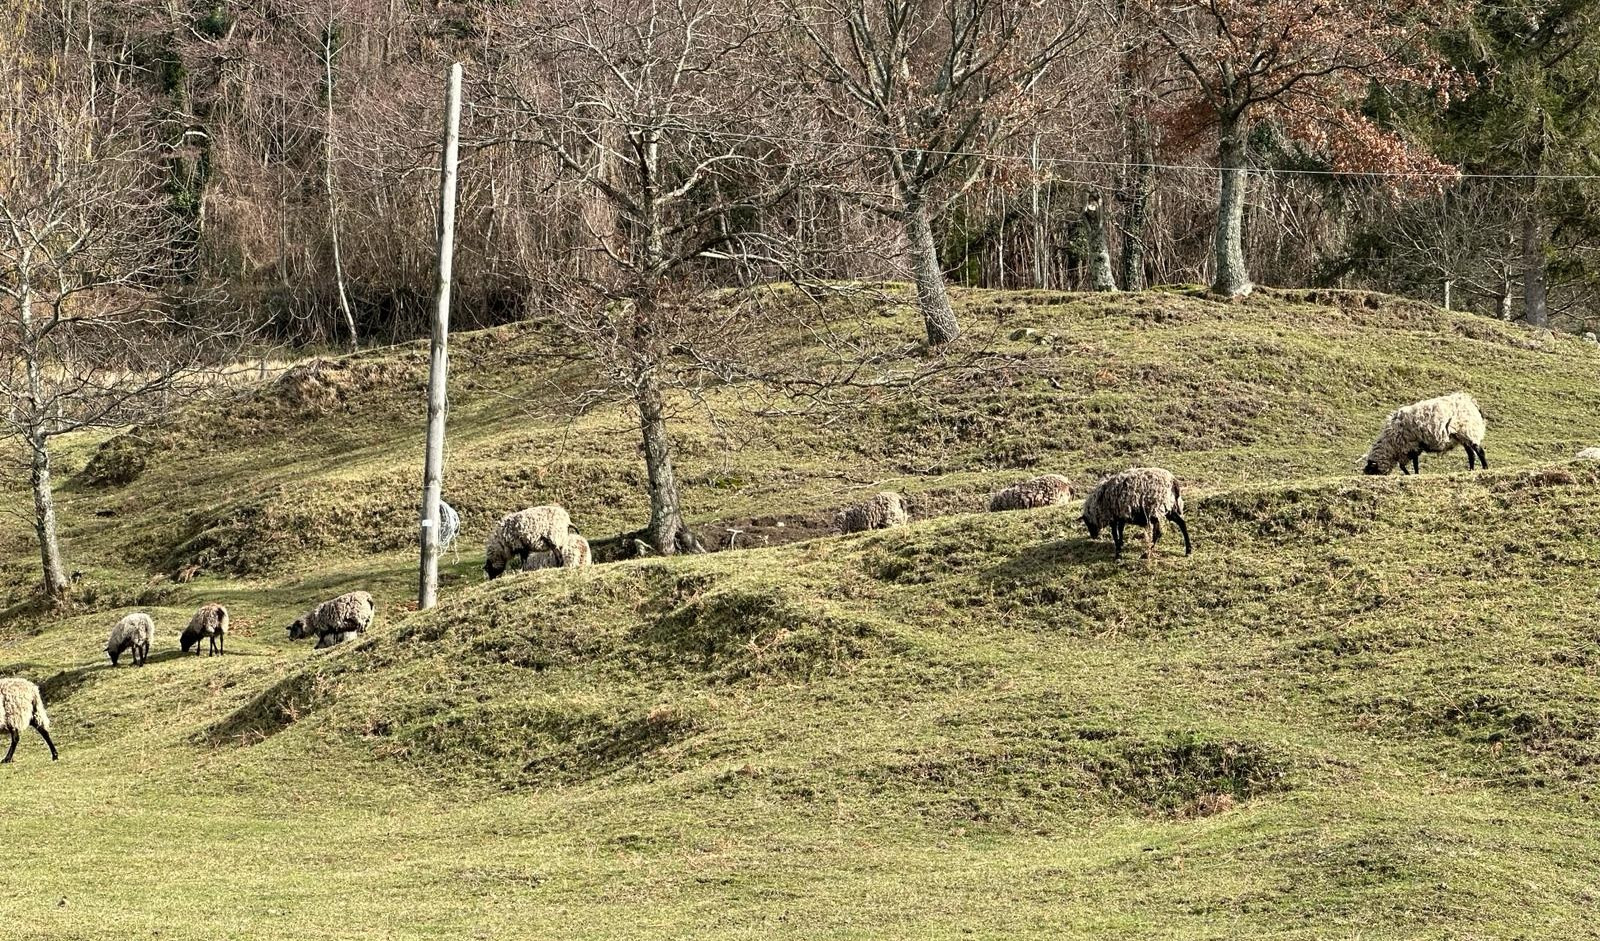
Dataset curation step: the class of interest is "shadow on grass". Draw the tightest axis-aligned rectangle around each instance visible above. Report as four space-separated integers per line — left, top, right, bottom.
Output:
37 664 103 704
985 536 1112 581
203 666 336 747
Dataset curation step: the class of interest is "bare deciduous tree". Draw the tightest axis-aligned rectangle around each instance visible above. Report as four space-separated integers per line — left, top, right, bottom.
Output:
788 0 1088 345
483 0 813 555
0 71 238 599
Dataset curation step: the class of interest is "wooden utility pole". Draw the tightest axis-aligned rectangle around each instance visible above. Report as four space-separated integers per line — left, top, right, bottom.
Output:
418 61 463 610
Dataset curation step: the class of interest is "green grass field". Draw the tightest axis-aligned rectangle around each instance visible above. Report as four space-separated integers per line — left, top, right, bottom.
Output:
5 286 1600 938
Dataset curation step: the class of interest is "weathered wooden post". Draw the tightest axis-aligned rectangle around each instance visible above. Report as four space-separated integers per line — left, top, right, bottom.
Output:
418 62 463 611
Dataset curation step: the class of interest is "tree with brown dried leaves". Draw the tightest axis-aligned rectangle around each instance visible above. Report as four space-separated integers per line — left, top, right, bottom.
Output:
1146 0 1463 297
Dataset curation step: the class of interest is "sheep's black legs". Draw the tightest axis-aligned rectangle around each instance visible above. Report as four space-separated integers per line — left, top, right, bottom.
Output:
1111 521 1125 560
1466 447 1476 470
1171 512 1192 555
2 729 17 763
34 723 57 761
1476 444 1488 469
1410 453 1421 475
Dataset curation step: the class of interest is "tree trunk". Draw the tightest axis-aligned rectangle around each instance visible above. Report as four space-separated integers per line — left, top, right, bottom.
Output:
1496 272 1514 320
1119 156 1151 291
1521 208 1547 327
1117 68 1153 291
1212 120 1252 297
901 196 960 346
29 438 69 599
323 20 358 351
635 371 703 555
1084 198 1118 292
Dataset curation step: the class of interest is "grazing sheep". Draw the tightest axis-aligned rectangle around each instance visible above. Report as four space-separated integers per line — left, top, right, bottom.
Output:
1081 467 1191 560
835 492 909 534
288 591 376 648
106 612 154 667
989 474 1074 512
484 506 574 579
0 678 58 763
1577 447 1600 461
1362 392 1487 476
180 602 230 657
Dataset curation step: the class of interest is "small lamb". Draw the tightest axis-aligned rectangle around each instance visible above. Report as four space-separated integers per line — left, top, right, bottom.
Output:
1081 467 1191 560
181 603 230 657
1362 392 1487 476
521 529 592 571
0 678 58 762
106 612 154 667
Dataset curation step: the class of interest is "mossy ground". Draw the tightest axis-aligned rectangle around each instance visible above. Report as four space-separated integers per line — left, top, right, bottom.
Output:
4 287 1600 938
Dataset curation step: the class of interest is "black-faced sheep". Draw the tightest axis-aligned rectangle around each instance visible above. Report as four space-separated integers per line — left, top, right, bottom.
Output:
484 506 574 579
106 612 154 667
989 474 1073 512
0 678 58 763
1081 467 1191 560
836 492 908 534
288 591 375 649
1363 392 1487 476
181 602 230 657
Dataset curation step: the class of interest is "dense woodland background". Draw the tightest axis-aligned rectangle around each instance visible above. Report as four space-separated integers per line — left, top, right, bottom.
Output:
5 0 1597 342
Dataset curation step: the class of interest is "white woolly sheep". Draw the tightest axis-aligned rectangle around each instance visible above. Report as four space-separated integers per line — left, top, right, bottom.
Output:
835 492 909 534
1362 392 1487 476
484 506 574 579
1081 467 1191 560
0 678 57 763
989 474 1074 512
1577 447 1600 461
288 591 376 648
106 612 154 667
181 602 230 657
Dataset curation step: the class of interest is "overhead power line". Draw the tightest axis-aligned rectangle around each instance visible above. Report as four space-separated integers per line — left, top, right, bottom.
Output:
464 99 1600 183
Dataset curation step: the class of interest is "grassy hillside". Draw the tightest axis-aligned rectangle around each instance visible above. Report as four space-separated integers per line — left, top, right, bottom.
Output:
5 286 1600 939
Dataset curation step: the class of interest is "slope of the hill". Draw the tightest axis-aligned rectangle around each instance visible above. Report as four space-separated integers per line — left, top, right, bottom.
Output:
4 286 1600 940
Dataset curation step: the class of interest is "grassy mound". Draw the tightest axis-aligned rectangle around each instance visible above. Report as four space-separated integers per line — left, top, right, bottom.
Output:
5 287 1600 939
